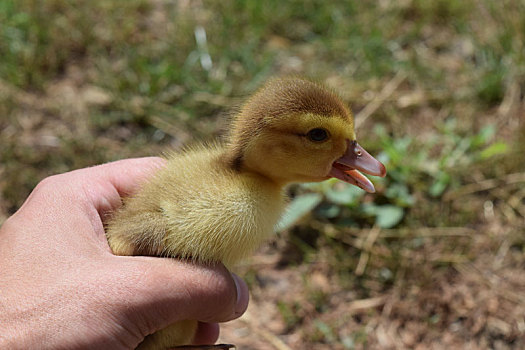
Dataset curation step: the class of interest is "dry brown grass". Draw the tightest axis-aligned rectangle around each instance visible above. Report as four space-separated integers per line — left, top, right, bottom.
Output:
1 0 524 348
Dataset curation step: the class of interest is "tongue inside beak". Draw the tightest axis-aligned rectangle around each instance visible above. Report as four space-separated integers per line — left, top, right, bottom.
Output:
328 141 386 193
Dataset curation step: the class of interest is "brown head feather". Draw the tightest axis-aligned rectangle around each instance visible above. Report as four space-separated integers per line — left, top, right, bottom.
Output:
225 78 353 170
241 77 351 124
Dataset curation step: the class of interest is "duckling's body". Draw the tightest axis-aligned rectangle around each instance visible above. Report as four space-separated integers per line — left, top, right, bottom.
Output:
108 144 285 266
106 78 386 349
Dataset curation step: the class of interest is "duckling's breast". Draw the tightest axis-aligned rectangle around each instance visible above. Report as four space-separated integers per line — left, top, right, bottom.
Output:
149 147 285 266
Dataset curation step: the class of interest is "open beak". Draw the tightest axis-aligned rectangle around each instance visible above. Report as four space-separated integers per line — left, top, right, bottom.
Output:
328 140 386 193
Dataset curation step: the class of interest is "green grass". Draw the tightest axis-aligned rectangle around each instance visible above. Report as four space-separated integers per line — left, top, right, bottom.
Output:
1 0 524 348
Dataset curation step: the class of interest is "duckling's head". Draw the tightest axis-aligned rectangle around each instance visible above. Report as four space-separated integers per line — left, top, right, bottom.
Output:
227 78 386 192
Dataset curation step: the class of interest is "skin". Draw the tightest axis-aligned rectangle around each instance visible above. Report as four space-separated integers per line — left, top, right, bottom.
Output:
0 158 249 350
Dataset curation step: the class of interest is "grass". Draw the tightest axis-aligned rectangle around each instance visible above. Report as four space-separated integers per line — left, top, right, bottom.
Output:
1 0 524 348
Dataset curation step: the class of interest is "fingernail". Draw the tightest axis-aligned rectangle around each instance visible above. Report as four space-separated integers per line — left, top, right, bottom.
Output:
231 273 249 316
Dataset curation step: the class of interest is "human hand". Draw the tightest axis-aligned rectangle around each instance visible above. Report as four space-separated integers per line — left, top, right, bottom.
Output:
0 158 249 349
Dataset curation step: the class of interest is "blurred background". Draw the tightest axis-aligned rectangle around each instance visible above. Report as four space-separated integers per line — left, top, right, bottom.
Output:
1 0 524 349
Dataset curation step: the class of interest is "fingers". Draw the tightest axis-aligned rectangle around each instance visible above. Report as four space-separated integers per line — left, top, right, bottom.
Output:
12 157 166 240
231 273 250 318
114 257 249 334
193 322 220 345
75 157 167 215
21 157 165 214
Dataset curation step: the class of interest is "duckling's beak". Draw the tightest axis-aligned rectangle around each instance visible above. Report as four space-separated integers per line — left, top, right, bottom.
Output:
329 140 386 193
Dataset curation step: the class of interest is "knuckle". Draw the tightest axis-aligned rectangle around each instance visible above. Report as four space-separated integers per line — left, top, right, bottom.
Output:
32 174 67 197
190 264 238 322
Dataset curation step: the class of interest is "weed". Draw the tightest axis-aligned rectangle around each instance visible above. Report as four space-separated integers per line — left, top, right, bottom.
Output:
1 0 524 348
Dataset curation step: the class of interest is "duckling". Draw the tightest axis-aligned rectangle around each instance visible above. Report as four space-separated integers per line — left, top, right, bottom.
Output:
106 77 386 349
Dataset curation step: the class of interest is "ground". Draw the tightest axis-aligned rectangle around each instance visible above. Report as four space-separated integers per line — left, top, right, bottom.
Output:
1 1 524 349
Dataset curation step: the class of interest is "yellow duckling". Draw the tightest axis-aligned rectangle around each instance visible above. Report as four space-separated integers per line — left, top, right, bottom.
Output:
106 77 386 349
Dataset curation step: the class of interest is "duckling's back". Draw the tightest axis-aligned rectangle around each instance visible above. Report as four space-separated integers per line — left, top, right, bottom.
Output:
106 144 285 267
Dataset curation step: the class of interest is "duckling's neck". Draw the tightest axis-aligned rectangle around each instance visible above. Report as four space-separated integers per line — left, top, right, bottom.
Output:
220 145 289 189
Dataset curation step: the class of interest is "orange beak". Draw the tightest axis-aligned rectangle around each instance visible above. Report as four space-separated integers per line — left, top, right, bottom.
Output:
329 140 386 193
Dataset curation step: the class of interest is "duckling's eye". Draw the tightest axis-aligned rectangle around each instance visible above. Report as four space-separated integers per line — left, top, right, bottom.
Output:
306 128 329 142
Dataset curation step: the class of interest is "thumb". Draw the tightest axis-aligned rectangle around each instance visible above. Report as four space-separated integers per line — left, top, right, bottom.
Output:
113 256 249 335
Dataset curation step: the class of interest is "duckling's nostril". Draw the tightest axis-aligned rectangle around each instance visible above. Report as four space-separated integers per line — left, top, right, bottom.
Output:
350 140 362 157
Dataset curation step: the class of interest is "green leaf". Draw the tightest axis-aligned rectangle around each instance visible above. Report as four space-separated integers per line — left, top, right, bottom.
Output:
480 141 508 159
315 203 341 219
429 172 451 197
277 193 323 231
374 205 404 228
385 183 415 207
472 124 496 147
325 184 363 205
